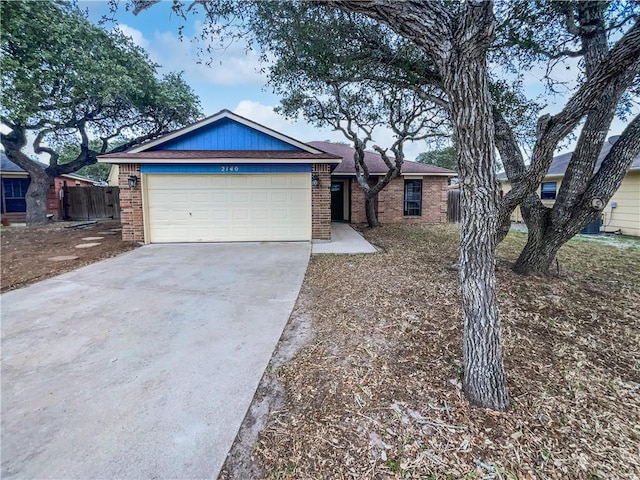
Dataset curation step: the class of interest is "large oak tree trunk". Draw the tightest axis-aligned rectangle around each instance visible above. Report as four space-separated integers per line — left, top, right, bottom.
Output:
443 23 509 410
25 171 52 225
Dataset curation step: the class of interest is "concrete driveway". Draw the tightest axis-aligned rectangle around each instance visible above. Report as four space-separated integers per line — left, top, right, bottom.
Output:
1 242 310 479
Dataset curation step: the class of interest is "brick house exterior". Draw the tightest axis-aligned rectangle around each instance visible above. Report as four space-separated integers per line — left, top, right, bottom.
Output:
348 176 449 224
102 110 339 244
310 142 455 226
118 163 144 242
311 163 331 240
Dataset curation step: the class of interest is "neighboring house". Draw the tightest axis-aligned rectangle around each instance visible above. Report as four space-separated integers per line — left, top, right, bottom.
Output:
308 141 455 225
0 152 96 222
107 164 119 187
99 110 341 243
499 137 640 237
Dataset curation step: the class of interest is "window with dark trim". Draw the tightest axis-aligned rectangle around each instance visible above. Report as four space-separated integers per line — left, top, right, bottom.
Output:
540 181 557 200
1 177 30 213
404 179 422 216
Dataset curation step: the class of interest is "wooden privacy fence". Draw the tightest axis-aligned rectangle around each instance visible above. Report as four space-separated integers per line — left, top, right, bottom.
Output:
64 186 121 220
447 189 460 223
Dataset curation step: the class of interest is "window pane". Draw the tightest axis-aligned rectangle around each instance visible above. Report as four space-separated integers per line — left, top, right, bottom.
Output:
404 179 422 216
540 181 557 200
2 178 30 198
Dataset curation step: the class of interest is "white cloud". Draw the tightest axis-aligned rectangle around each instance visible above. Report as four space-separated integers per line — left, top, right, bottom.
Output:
115 22 267 87
115 24 150 50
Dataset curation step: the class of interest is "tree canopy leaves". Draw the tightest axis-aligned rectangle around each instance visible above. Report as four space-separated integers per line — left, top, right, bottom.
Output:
1 0 201 171
1 0 202 222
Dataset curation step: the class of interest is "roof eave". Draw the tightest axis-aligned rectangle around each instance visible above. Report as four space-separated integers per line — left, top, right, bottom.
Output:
98 157 341 165
334 171 455 176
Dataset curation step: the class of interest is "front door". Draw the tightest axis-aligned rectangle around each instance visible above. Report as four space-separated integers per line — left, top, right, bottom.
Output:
331 182 344 221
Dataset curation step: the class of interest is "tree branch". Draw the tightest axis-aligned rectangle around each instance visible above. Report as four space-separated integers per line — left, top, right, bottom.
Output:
33 129 60 167
583 113 640 207
501 19 640 214
327 0 454 62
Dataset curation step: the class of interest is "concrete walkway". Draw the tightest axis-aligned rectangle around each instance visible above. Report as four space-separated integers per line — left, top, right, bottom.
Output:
1 242 310 480
312 223 378 254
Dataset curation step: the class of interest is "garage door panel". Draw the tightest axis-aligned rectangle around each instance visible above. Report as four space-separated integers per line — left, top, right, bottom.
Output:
146 174 311 242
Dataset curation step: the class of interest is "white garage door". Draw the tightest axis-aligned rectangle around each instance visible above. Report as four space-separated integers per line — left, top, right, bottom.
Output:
145 174 311 242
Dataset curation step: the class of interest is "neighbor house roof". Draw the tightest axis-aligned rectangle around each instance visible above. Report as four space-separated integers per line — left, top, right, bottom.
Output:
0 151 96 183
498 136 640 182
308 141 457 176
1 151 26 173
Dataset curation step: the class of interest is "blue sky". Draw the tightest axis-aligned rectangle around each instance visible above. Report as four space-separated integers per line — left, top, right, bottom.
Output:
77 1 634 161
80 1 363 153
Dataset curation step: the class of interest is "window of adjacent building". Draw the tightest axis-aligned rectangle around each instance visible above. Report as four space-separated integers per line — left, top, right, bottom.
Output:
540 181 558 200
404 179 422 216
1 177 30 213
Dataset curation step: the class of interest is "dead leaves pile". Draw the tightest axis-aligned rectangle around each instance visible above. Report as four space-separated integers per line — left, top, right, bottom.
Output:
253 225 639 479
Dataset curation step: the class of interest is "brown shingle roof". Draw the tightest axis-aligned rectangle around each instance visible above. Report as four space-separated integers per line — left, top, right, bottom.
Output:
497 136 640 181
308 141 456 176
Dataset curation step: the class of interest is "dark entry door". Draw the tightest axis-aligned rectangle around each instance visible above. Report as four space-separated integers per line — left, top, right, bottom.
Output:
331 182 344 221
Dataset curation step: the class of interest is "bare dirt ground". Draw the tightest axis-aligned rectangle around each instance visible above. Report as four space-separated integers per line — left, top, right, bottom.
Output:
1 220 138 292
220 224 640 480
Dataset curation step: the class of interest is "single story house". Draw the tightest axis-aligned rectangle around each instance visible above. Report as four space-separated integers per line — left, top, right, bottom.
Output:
99 110 341 243
499 136 640 237
309 141 455 225
98 110 455 244
0 152 96 223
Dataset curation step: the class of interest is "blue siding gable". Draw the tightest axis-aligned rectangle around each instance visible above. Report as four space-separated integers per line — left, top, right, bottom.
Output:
151 118 302 151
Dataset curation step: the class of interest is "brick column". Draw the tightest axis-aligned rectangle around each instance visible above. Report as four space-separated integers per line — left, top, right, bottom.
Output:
118 164 144 242
311 164 331 240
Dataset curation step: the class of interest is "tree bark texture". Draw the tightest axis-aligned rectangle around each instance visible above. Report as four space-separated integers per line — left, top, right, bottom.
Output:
495 15 640 260
1 124 53 224
332 0 510 411
442 34 509 411
352 142 399 228
24 172 53 225
364 194 380 227
512 6 640 274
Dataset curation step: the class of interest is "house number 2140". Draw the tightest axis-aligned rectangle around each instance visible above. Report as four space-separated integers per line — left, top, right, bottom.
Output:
220 166 240 172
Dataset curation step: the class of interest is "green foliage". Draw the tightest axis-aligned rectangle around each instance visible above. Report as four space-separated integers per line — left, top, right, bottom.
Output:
74 163 111 181
58 142 111 180
245 3 451 158
1 0 201 173
416 147 457 171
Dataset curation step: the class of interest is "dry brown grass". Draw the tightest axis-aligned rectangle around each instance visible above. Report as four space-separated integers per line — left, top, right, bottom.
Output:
232 225 640 479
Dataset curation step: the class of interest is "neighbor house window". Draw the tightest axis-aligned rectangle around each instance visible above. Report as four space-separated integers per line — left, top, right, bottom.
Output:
540 181 557 200
1 177 30 213
404 179 422 216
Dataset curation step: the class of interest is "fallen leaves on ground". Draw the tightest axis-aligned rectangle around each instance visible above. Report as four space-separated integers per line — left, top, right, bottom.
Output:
235 225 640 479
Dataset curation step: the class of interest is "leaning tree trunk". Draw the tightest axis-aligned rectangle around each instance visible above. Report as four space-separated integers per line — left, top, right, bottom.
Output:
25 170 52 225
443 30 509 411
364 193 380 227
513 194 603 275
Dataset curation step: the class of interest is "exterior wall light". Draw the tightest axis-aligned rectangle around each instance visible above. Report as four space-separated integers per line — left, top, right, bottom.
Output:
312 173 320 188
128 175 139 188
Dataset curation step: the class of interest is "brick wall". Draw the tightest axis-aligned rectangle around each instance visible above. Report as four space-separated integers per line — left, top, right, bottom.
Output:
118 164 144 242
312 164 331 240
350 176 448 225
